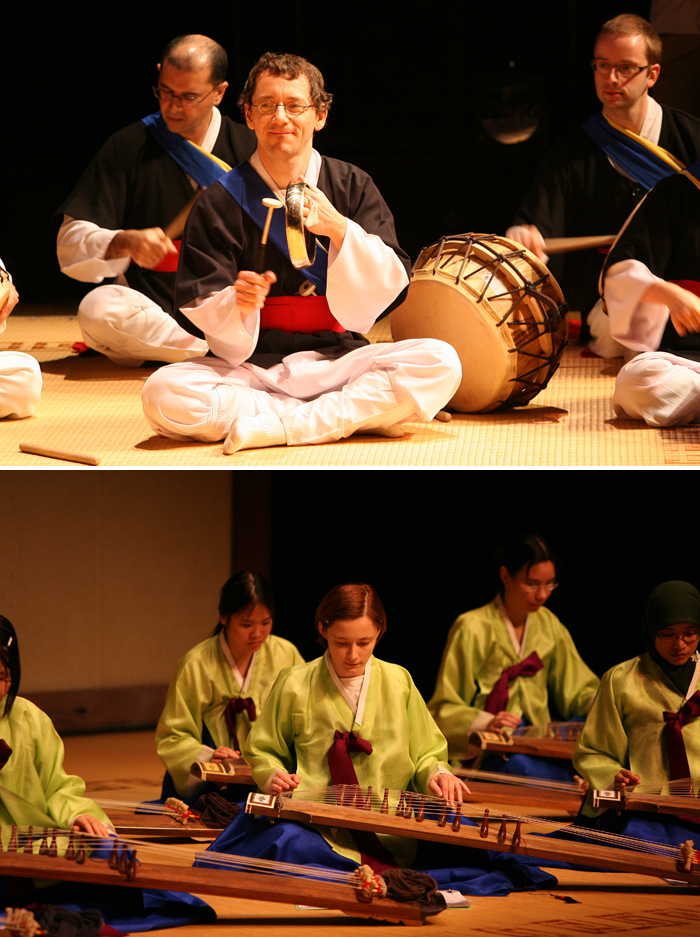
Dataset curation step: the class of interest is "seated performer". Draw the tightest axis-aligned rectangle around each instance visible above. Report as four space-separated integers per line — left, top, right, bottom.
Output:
573 580 700 847
0 614 214 930
204 582 556 895
141 52 461 453
57 34 255 366
601 159 700 426
156 571 304 799
508 14 700 348
0 259 41 419
428 534 599 779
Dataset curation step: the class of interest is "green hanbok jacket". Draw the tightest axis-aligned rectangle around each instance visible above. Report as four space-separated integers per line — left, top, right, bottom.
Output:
156 633 304 795
428 600 599 761
573 653 700 815
0 697 109 832
243 654 451 866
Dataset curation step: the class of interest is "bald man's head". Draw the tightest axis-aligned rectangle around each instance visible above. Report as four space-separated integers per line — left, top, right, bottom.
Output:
159 34 228 85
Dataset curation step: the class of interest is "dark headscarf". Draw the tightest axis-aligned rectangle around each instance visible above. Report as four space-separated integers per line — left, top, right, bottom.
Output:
642 581 700 696
0 616 20 718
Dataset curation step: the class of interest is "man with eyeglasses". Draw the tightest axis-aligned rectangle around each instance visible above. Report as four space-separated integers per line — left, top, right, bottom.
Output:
507 14 700 351
141 52 461 453
56 35 255 366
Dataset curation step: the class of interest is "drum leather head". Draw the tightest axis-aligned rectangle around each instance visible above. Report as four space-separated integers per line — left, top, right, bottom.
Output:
393 280 514 412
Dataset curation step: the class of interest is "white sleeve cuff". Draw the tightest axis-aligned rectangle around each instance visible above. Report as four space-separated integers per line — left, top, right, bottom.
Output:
469 710 494 734
57 218 130 282
326 219 409 334
181 286 259 366
604 258 669 353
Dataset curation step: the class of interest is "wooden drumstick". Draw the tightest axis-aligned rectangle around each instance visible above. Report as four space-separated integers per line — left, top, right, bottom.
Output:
20 443 100 466
543 234 615 255
164 191 200 241
256 198 283 273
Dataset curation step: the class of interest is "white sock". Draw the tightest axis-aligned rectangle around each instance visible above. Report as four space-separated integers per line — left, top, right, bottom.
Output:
223 413 287 454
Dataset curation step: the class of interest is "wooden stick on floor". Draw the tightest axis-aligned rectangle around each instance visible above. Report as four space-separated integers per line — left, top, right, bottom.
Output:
19 443 100 466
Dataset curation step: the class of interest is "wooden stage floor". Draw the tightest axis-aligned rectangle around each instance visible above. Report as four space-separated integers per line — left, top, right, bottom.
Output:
57 729 700 937
2 308 700 467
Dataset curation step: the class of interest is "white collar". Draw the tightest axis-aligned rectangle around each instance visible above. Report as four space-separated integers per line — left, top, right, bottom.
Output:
199 107 222 153
684 651 700 703
249 148 322 201
219 629 256 693
324 650 371 726
496 594 529 656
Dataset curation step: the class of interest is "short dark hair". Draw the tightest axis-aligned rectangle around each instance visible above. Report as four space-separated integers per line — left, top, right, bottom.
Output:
211 571 275 636
160 34 228 86
496 534 555 593
595 14 662 66
238 52 333 119
315 583 386 647
0 616 21 718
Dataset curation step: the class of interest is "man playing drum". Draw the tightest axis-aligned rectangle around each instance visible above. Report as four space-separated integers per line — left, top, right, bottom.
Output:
507 14 700 351
141 52 461 453
57 35 255 366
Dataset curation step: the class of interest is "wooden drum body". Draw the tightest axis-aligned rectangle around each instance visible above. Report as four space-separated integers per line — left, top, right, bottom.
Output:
391 234 568 413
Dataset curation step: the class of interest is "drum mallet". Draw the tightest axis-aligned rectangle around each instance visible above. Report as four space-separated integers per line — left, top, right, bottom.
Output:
256 198 283 273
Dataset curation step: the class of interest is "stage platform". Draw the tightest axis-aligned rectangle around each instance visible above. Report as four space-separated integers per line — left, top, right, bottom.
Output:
57 728 700 937
2 309 697 467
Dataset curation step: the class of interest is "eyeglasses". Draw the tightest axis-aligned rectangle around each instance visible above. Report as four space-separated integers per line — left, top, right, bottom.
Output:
656 630 700 645
522 580 558 594
591 61 650 79
153 86 219 108
250 101 315 117
0 671 10 683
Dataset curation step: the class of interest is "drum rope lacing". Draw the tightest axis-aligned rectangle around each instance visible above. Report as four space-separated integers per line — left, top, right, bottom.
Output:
424 234 568 397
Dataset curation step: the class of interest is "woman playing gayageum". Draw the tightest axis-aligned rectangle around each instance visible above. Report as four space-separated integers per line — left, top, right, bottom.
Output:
202 583 556 895
157 571 304 799
429 534 599 779
573 580 700 846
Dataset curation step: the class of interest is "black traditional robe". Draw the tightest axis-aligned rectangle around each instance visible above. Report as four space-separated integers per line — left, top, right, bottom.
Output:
174 156 411 367
58 118 256 313
512 105 700 313
604 168 700 360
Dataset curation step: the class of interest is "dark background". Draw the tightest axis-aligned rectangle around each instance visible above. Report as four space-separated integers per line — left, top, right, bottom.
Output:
3 0 650 303
260 469 695 709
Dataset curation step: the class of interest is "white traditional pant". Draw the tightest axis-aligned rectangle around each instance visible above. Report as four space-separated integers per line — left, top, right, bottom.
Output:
0 352 42 419
587 299 629 359
613 351 700 427
78 285 208 367
142 339 462 446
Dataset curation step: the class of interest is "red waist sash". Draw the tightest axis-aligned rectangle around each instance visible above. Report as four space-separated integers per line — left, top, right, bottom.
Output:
260 295 343 334
151 239 181 273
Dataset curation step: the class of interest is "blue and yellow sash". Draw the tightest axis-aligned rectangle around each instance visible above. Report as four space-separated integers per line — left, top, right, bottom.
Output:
583 111 685 190
142 112 232 187
219 160 328 295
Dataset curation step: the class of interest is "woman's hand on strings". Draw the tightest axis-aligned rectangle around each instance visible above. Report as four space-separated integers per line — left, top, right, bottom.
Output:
614 768 640 789
235 270 277 317
486 711 521 732
269 770 301 793
72 814 112 838
298 175 347 250
212 746 239 761
428 771 471 803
